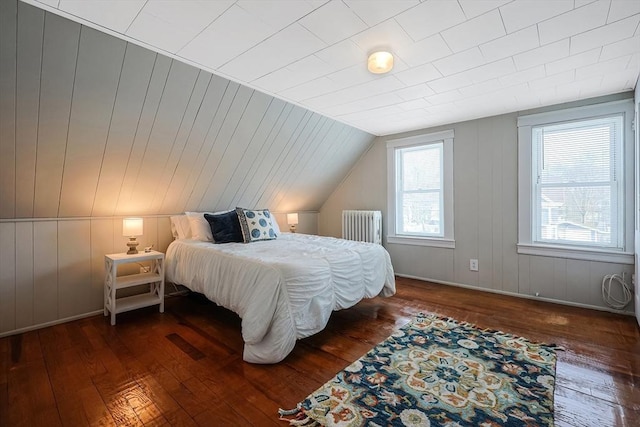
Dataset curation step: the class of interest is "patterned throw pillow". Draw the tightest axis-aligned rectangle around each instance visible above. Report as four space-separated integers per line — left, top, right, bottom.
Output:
236 208 278 242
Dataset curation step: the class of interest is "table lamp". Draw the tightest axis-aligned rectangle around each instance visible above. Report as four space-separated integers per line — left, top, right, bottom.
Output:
287 213 298 233
123 217 143 254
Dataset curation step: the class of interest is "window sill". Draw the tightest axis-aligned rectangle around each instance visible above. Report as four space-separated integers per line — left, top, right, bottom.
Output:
387 236 455 249
517 243 633 264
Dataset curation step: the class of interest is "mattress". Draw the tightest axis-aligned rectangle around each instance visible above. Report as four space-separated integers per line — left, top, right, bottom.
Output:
165 233 396 363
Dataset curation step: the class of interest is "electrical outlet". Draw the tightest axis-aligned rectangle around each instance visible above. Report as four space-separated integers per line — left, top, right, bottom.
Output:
470 259 478 271
140 266 150 274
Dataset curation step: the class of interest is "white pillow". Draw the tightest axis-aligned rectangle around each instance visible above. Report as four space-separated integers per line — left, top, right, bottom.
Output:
185 210 234 242
185 211 213 241
170 215 192 239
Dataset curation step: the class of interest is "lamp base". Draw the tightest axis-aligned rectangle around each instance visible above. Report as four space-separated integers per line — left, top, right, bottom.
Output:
126 237 139 254
289 225 296 233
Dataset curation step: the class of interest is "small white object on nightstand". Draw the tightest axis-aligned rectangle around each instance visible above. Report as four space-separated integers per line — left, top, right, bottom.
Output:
104 250 165 325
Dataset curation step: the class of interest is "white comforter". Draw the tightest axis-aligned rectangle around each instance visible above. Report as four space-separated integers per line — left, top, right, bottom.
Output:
165 233 395 363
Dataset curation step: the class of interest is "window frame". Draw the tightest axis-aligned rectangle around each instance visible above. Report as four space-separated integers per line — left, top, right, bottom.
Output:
517 99 634 264
387 130 455 248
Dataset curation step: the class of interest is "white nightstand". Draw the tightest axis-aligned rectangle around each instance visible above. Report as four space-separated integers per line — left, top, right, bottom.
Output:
104 250 165 325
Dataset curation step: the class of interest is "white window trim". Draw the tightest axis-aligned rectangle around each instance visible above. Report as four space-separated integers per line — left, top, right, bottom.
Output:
517 99 634 264
387 130 454 248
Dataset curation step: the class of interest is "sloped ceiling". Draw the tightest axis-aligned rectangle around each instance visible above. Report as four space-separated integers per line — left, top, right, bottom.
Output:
0 0 374 219
21 0 640 136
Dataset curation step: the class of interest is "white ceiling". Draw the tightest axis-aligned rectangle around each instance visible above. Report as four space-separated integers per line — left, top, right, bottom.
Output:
25 0 640 136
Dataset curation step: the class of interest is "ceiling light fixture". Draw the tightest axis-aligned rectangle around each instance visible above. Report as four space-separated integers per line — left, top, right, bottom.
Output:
367 51 394 74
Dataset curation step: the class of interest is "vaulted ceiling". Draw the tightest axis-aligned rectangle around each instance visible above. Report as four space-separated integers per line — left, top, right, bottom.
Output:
24 0 640 136
0 0 373 219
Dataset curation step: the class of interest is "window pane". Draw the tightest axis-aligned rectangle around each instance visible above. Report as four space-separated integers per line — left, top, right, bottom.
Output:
396 143 444 237
538 118 615 184
400 192 441 235
388 130 454 244
538 184 612 245
401 145 441 191
533 114 621 249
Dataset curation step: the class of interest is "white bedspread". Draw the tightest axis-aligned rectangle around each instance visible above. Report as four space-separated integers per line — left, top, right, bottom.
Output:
165 233 395 363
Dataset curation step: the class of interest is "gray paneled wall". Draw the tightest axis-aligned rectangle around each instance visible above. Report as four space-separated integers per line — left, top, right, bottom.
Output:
0 0 374 219
0 216 174 335
319 93 635 313
0 213 313 336
0 0 371 336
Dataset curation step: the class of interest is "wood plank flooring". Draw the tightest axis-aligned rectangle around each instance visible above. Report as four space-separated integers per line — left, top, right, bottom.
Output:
1 277 638 426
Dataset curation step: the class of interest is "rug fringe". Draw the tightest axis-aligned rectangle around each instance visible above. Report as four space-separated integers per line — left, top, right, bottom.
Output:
278 406 320 426
278 405 301 417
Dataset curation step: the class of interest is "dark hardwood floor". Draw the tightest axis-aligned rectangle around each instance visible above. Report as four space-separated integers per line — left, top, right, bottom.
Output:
1 277 638 426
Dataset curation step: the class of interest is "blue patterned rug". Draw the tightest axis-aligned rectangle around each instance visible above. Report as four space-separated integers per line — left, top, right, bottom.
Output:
280 313 558 426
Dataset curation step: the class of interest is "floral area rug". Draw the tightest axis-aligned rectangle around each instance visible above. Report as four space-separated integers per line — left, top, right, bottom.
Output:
280 313 558 426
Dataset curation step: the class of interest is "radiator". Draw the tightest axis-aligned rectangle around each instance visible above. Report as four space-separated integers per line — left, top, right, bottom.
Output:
342 210 382 245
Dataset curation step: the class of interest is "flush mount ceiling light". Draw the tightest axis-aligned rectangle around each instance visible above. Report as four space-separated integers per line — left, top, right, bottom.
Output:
367 51 394 74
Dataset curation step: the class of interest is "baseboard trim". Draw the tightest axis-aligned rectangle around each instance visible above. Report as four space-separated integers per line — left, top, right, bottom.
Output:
395 273 635 316
0 310 104 338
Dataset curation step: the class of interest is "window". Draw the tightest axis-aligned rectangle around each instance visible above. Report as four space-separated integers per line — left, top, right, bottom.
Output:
387 130 454 248
517 100 634 264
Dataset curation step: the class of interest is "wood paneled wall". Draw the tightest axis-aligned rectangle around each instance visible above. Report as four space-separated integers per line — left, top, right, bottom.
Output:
319 94 636 313
0 0 369 336
0 0 374 220
0 216 174 335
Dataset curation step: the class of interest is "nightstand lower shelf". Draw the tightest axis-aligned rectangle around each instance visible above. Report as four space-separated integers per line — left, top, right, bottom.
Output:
113 293 163 314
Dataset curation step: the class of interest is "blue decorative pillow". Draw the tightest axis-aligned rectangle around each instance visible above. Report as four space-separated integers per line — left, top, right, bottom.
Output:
204 211 243 244
236 208 278 243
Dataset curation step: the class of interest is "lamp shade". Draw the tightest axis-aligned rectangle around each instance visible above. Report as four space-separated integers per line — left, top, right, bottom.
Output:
367 51 393 74
122 218 143 236
287 213 299 225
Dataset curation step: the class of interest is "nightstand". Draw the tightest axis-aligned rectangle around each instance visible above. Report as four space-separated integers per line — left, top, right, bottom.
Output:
104 250 165 325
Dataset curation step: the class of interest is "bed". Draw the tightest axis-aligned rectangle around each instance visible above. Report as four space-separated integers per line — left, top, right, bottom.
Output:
165 232 396 363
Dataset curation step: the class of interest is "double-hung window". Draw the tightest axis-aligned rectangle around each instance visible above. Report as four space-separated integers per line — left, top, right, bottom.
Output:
517 100 634 263
387 130 454 248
